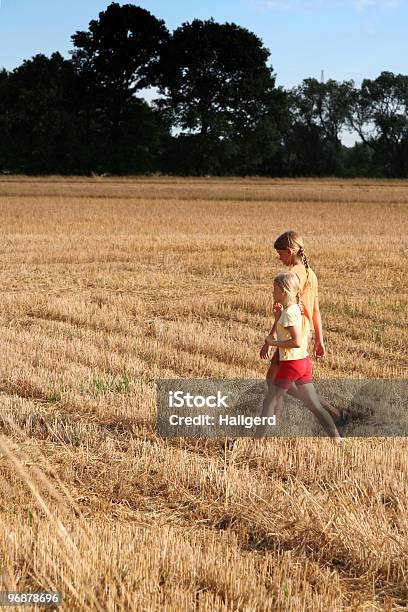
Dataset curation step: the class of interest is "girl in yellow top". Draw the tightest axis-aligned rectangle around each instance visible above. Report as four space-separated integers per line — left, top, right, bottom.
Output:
254 272 343 445
260 230 349 427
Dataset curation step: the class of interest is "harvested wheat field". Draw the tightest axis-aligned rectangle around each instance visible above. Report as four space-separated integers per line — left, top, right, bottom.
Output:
0 176 407 611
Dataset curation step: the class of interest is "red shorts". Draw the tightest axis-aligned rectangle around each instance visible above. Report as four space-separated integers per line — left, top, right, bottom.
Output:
274 356 313 390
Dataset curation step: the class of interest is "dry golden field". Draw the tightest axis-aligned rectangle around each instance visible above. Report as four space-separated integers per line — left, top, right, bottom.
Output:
0 176 407 611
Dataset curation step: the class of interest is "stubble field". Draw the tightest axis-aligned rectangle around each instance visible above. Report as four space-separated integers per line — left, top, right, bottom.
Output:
0 177 407 611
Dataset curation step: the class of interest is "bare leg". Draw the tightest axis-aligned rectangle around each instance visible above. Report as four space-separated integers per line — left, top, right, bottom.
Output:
265 361 283 422
266 360 279 381
295 383 342 441
286 382 341 422
254 383 286 439
268 356 341 422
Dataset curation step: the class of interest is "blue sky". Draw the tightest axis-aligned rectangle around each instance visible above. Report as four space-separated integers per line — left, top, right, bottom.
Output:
0 0 406 145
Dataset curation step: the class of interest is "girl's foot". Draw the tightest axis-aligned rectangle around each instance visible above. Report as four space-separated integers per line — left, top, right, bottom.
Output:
333 437 345 448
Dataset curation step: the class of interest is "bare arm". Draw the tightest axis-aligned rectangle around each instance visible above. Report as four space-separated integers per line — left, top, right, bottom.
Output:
312 297 324 343
312 295 326 359
265 325 302 349
260 302 282 360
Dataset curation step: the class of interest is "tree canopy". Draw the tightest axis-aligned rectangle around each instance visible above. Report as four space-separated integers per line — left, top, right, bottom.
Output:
0 4 407 177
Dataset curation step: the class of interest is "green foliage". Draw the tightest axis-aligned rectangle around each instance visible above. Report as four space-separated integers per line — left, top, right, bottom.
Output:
27 508 34 526
47 391 62 404
388 302 406 314
0 53 81 173
70 435 81 448
371 323 385 342
91 370 132 396
281 78 355 176
154 19 285 174
348 71 408 178
339 142 375 177
68 2 170 174
71 3 169 95
1 5 408 176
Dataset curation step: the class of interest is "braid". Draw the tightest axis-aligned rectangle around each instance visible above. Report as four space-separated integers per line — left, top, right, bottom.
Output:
274 231 311 287
298 247 310 284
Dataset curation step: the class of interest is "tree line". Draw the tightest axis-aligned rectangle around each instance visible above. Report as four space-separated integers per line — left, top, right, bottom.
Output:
1 2 407 177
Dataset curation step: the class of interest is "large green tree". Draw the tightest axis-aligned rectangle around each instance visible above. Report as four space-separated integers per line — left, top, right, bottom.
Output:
347 71 408 177
70 2 169 173
154 18 285 174
71 2 169 93
286 78 355 175
0 53 81 173
0 68 10 171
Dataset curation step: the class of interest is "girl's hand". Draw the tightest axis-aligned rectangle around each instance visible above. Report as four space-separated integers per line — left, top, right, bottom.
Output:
260 342 270 360
314 340 326 360
273 301 283 320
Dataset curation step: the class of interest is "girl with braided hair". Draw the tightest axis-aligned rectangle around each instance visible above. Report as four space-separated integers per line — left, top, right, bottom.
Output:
260 230 349 428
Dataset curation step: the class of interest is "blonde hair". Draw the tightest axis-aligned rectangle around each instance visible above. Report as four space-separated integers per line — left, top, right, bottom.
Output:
274 230 310 283
274 272 300 306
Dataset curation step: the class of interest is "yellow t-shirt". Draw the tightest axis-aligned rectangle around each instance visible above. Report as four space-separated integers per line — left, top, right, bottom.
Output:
277 303 309 361
290 263 318 333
